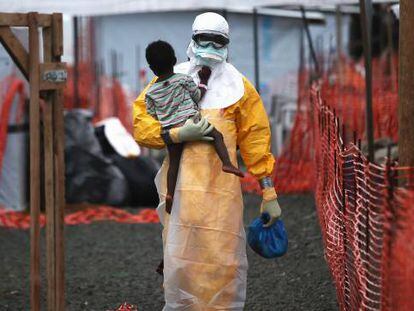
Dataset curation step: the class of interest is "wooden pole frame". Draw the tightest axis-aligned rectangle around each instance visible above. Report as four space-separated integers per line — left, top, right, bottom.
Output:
0 11 66 311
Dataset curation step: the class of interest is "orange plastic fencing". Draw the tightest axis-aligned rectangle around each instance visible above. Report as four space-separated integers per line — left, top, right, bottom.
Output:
311 84 414 311
241 57 399 195
0 206 159 229
0 76 26 183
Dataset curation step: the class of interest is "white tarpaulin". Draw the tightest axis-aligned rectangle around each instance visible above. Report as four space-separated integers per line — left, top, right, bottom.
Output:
0 0 398 16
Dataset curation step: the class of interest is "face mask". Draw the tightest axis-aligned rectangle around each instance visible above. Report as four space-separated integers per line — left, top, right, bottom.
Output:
192 41 228 67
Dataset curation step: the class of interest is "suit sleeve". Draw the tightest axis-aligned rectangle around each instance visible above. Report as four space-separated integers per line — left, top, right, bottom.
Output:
236 77 275 179
132 80 166 149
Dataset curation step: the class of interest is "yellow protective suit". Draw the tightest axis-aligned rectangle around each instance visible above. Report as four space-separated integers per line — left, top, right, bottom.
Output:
133 77 274 310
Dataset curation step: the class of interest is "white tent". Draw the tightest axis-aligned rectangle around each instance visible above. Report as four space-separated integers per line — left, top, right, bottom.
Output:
0 0 398 16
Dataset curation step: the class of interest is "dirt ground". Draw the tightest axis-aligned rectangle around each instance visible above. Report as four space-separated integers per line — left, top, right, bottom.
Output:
0 194 338 310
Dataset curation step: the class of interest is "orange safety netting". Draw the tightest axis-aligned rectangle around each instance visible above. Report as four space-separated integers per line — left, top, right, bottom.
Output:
0 206 159 230
0 76 26 180
311 84 414 311
241 57 399 195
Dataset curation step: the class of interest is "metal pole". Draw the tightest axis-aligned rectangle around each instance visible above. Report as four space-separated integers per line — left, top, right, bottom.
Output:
73 16 79 108
111 50 118 116
253 8 260 93
336 5 343 88
300 6 320 77
135 45 140 93
359 0 374 162
399 0 414 167
385 7 396 92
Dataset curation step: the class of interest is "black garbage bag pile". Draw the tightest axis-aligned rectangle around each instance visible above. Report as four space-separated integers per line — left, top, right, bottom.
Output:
95 125 159 207
64 110 159 207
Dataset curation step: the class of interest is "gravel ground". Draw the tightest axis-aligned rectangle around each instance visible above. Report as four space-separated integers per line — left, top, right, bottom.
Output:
0 194 338 310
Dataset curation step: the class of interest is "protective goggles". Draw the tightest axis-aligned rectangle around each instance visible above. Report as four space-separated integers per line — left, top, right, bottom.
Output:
192 33 229 49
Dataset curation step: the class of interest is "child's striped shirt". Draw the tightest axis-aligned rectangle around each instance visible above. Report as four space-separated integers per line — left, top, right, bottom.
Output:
145 73 201 128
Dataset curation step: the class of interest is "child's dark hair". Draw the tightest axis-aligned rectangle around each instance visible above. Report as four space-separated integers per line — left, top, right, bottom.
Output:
145 40 177 76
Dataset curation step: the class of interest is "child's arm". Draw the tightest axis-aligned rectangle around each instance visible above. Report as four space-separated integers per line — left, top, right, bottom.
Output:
197 66 211 100
184 66 211 103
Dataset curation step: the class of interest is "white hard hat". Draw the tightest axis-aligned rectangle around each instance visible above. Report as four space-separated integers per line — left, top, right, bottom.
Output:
192 12 229 39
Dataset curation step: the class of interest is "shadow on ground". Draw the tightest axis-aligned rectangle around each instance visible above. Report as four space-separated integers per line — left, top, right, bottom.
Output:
0 194 338 310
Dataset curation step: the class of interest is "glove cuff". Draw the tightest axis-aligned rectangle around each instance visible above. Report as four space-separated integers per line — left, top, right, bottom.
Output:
259 176 274 189
168 128 181 143
262 187 277 202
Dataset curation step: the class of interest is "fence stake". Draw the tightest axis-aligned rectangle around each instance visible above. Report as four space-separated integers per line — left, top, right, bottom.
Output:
359 0 375 162
73 16 79 108
300 6 320 77
253 8 260 93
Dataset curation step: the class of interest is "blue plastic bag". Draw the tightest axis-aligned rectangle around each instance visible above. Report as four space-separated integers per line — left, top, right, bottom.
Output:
247 213 288 258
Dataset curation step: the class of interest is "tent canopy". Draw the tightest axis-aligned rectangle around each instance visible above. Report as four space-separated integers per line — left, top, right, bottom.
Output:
0 0 398 16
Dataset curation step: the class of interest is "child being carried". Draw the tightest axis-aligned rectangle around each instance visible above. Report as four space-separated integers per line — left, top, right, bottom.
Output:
145 40 244 213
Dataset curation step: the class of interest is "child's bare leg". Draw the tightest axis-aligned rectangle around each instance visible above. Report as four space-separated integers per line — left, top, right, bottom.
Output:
208 128 244 177
166 143 184 214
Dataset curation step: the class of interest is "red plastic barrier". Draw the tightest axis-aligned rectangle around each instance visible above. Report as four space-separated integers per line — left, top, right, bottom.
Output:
0 206 159 230
241 58 399 195
311 84 414 311
0 77 26 179
110 302 138 311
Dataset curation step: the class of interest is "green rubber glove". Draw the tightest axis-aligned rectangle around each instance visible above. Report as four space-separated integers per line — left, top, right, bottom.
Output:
260 188 282 228
170 117 214 143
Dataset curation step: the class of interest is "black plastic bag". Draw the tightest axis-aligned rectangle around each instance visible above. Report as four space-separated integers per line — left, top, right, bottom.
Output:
64 110 130 206
95 124 159 207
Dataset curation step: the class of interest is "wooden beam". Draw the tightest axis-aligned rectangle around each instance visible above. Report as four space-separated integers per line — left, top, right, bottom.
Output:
28 12 41 311
0 26 29 80
0 12 51 27
51 13 66 311
53 86 66 311
399 0 414 167
42 25 57 311
52 13 63 57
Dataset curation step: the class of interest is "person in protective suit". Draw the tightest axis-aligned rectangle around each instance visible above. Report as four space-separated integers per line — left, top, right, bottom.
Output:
133 12 282 310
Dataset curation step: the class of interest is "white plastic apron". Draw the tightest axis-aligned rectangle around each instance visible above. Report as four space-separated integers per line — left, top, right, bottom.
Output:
155 109 248 310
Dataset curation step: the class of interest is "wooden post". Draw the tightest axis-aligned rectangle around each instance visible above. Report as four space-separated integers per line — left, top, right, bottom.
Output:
51 13 65 311
399 0 414 167
42 23 57 311
42 13 66 311
28 12 41 311
359 0 375 162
